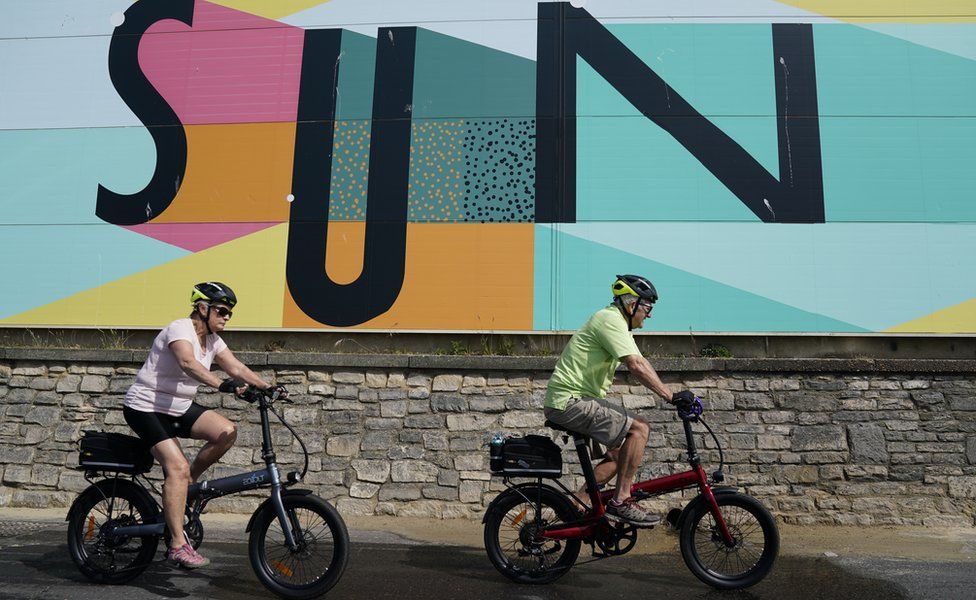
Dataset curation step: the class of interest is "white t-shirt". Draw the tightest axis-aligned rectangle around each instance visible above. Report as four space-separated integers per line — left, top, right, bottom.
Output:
124 318 228 416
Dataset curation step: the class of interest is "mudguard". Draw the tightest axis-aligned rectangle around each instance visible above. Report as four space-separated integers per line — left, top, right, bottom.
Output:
674 486 741 531
481 482 568 524
245 488 315 532
66 478 159 524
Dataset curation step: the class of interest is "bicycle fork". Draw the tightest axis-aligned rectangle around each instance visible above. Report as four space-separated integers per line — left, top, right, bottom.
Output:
696 467 735 546
269 470 300 551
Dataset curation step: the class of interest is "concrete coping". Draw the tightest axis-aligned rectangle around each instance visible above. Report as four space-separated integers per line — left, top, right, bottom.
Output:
2 346 975 374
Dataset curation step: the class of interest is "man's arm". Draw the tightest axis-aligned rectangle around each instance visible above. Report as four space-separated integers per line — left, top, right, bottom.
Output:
169 340 224 388
621 354 673 401
214 348 270 390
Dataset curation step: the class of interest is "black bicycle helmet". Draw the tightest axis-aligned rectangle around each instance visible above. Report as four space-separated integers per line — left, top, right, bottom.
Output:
612 274 658 304
612 274 657 331
190 282 237 308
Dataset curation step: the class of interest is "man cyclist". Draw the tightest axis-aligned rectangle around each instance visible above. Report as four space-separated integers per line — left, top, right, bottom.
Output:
544 274 696 525
123 282 283 569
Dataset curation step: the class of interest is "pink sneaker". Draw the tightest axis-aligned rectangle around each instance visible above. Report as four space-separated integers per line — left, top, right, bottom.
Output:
168 543 210 569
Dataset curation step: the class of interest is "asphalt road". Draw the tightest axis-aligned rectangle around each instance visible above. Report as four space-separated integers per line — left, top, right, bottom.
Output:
0 522 971 600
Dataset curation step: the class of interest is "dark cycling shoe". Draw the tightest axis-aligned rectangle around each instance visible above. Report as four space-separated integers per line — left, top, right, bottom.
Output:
606 498 661 527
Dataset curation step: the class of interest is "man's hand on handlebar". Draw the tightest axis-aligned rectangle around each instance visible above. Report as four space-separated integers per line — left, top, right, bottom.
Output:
670 390 696 407
670 390 704 420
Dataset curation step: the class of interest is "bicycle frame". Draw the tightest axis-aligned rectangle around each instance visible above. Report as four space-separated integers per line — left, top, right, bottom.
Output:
104 391 301 549
538 417 735 546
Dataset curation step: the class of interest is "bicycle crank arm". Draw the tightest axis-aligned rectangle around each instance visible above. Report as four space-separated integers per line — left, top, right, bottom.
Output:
109 521 166 537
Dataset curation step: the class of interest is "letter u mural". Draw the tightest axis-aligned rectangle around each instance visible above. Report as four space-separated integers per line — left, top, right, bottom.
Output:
2 1 975 333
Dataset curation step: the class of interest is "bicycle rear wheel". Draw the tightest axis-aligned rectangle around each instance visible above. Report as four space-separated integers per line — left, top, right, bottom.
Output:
248 494 349 599
66 479 159 584
679 492 778 589
483 485 581 584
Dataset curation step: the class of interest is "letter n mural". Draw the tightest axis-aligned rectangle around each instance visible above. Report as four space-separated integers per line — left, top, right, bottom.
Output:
535 2 825 224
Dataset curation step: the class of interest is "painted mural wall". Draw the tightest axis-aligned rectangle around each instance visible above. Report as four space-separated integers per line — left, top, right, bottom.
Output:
1 0 975 333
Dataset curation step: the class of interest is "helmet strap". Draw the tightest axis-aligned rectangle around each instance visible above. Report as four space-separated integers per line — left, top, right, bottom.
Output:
614 297 636 331
197 302 214 335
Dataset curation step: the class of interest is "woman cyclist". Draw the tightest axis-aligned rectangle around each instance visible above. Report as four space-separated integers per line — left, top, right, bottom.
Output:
122 282 283 569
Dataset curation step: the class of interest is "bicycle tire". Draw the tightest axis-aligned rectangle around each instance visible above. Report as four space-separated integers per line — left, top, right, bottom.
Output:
483 485 581 584
248 494 349 599
679 492 778 589
66 479 160 584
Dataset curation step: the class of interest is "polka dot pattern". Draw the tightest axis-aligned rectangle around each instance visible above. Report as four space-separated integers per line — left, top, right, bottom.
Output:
328 120 370 221
321 118 536 223
459 118 535 223
408 120 466 222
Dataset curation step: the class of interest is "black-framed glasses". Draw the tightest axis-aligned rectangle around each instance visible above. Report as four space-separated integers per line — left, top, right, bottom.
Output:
213 306 233 319
638 301 654 314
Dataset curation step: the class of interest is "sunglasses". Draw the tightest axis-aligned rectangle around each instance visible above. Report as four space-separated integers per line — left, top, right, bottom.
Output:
212 306 233 319
638 301 654 313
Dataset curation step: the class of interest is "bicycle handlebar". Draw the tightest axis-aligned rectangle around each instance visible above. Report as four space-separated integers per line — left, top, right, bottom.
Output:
674 396 705 421
239 384 288 404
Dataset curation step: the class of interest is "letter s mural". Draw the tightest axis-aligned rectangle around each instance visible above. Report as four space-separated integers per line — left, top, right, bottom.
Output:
2 1 975 333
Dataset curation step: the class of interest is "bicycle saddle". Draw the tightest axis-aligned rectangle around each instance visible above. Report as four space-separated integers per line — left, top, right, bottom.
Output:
544 420 587 438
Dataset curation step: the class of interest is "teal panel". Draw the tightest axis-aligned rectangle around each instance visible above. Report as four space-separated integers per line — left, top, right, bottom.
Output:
546 226 865 332
557 222 976 332
865 24 976 62
0 127 156 225
334 31 376 122
815 26 976 222
412 29 535 119
576 25 777 222
815 25 976 118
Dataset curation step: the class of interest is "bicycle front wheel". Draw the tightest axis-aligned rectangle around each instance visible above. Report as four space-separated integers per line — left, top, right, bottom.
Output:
679 492 778 590
248 494 349 599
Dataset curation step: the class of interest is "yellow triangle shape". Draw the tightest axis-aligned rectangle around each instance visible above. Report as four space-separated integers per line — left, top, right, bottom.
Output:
208 0 333 20
776 1 976 22
2 224 289 329
884 298 976 333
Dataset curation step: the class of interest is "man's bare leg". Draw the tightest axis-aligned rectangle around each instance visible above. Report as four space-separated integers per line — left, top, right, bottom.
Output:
574 450 619 505
613 419 649 504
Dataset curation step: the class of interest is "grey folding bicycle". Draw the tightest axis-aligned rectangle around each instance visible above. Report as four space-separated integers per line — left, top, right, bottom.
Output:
66 386 348 599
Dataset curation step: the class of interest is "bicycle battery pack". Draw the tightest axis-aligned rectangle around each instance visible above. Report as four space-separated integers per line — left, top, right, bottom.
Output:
491 435 562 478
78 431 154 474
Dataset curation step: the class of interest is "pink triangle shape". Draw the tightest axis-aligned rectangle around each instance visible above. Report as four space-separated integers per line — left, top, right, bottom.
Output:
123 222 280 252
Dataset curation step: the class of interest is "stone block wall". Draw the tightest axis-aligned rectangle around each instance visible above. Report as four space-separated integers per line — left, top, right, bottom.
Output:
1 352 974 525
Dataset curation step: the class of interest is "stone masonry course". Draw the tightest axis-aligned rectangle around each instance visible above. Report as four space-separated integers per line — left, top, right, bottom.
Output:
0 353 974 525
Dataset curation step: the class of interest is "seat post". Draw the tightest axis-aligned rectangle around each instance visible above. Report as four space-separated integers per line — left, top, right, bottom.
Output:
572 433 601 499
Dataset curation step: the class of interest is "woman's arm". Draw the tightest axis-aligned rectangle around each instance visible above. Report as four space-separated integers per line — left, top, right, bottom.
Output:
169 340 224 388
214 348 271 389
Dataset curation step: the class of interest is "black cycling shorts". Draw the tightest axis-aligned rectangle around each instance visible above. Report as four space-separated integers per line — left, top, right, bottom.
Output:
123 403 208 448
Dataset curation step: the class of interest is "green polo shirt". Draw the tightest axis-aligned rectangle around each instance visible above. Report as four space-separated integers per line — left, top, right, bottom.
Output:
545 305 642 410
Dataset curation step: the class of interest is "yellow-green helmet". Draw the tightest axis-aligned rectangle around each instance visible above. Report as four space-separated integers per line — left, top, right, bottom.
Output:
612 274 658 303
190 282 237 308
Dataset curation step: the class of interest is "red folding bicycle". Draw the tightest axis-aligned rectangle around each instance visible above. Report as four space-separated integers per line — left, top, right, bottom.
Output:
483 397 779 589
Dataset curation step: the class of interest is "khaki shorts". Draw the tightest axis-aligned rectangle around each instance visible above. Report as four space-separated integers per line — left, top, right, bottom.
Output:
544 397 633 456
